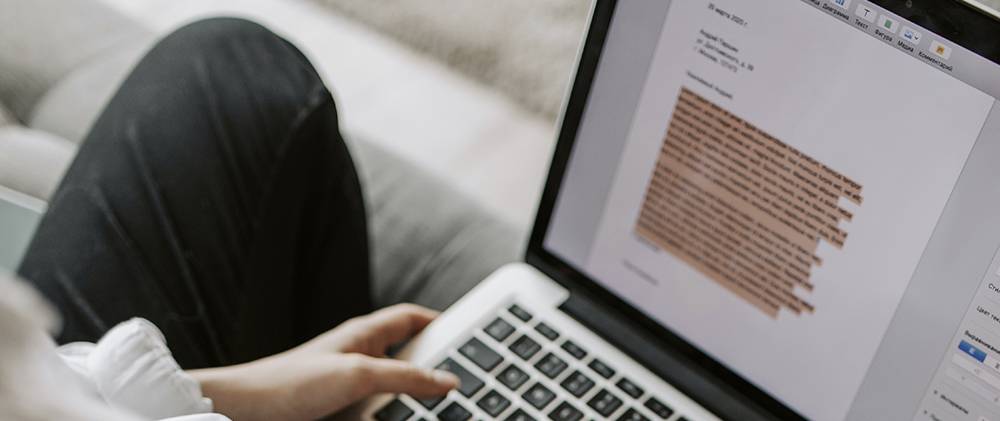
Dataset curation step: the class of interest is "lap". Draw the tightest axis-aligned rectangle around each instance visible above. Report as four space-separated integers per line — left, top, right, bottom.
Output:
18 18 372 368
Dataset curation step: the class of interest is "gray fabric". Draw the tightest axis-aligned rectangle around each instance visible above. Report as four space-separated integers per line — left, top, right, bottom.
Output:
0 0 152 123
348 135 527 311
0 0 524 311
317 0 589 119
0 103 13 127
0 126 76 201
29 39 153 144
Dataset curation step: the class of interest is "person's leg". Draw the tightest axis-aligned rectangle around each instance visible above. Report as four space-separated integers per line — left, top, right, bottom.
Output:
17 18 372 369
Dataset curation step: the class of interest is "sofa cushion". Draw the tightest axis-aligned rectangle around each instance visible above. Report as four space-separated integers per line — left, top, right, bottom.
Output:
0 126 76 202
0 0 152 123
348 133 526 311
29 39 154 144
0 103 12 127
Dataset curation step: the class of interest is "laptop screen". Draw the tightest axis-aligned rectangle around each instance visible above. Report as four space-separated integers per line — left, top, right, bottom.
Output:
541 0 1000 419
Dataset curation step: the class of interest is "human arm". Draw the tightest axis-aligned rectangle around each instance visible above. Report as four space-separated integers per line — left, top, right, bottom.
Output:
188 304 459 421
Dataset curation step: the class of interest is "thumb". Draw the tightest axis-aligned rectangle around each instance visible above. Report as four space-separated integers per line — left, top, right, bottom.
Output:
361 357 460 399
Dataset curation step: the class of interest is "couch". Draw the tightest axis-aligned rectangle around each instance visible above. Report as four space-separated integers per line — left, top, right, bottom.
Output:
0 0 524 311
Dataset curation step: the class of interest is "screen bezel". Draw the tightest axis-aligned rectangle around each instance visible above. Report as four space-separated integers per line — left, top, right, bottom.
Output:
525 0 1000 419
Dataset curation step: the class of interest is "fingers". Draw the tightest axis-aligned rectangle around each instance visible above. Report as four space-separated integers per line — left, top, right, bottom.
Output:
358 356 459 399
369 304 439 341
343 304 439 354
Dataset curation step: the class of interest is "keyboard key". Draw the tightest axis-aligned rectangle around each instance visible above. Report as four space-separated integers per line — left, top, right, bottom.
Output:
534 353 568 379
588 389 623 417
549 401 584 421
560 340 587 360
644 397 674 419
588 358 616 379
509 304 533 321
510 334 542 360
498 364 531 391
417 396 444 410
560 370 595 397
506 408 537 421
459 337 503 372
616 377 644 399
477 389 512 417
438 401 473 421
618 408 650 421
374 399 414 421
485 317 516 341
534 322 560 340
437 358 484 397
522 383 557 410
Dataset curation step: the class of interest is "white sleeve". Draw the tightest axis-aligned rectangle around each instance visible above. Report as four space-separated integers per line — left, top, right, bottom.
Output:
57 318 226 421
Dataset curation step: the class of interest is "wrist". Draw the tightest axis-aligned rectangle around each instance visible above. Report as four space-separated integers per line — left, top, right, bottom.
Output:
189 365 259 420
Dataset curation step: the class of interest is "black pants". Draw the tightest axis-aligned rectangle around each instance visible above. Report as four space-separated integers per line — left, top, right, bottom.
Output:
17 18 373 369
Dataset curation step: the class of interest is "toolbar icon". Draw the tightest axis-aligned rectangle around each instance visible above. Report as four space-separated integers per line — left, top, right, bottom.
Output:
832 0 851 9
878 15 899 33
901 26 922 44
929 40 952 60
855 4 876 22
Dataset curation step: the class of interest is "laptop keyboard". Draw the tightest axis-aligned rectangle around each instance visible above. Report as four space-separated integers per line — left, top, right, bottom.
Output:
374 303 688 421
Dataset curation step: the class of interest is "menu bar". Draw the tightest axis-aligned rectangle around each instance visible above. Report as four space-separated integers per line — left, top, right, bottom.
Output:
801 0 1000 100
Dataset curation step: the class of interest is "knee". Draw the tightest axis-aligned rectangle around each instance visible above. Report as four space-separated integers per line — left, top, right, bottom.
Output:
161 17 293 63
145 17 326 101
114 17 340 166
171 17 272 43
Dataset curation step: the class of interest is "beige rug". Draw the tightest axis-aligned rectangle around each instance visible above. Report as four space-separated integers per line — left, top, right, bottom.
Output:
316 0 591 119
317 0 1000 119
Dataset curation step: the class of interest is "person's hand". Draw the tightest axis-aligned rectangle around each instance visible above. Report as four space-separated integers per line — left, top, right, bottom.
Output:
189 304 459 421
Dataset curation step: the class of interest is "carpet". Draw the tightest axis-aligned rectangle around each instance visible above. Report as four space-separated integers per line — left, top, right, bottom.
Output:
315 0 1000 119
315 0 591 119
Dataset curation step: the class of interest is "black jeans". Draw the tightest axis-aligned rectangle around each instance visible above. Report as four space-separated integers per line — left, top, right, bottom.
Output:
17 18 373 369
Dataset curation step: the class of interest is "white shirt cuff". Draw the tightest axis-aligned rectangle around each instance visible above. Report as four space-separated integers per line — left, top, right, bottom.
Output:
57 318 220 420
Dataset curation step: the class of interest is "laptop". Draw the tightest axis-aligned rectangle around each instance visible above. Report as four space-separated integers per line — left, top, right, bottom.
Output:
354 0 1000 419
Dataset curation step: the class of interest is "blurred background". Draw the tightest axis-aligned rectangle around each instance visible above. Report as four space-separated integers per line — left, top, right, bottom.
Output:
0 0 594 273
0 0 603 306
1 0 998 274
97 0 592 227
